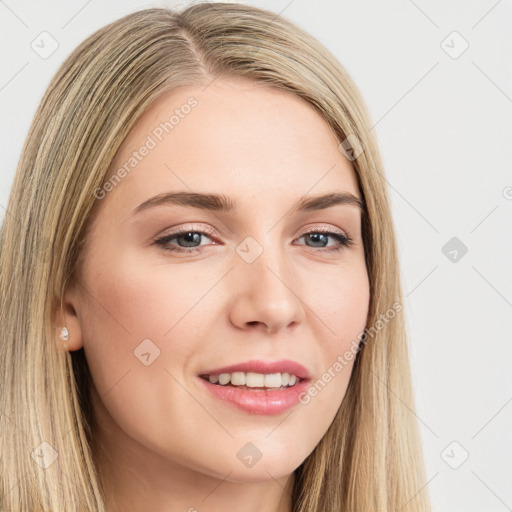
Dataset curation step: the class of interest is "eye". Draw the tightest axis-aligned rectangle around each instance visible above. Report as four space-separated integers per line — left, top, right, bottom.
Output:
153 226 216 254
295 228 353 253
153 226 353 254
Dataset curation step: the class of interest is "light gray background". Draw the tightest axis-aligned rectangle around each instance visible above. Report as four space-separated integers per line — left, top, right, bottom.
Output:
1 1 511 510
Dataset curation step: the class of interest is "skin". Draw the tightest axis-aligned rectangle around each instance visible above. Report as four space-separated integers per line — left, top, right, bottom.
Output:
57 77 370 512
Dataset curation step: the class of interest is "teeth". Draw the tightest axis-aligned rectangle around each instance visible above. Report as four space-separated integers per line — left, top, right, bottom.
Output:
264 373 280 387
218 373 230 385
205 371 300 388
247 372 265 387
231 372 245 385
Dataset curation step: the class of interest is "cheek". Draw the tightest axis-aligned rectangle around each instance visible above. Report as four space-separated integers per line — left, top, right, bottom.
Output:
81 248 203 337
302 259 369 398
78 251 216 392
78 256 211 453
308 258 370 343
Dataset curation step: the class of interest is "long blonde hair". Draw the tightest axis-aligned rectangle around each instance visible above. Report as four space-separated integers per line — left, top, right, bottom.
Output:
0 3 431 511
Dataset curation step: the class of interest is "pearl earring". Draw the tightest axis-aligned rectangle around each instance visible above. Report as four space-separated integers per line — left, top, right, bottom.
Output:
59 326 69 343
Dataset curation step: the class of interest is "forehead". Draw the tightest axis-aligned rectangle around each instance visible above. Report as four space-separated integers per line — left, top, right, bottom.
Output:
101 77 360 215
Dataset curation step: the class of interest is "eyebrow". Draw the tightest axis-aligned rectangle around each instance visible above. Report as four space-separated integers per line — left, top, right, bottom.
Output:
130 191 365 216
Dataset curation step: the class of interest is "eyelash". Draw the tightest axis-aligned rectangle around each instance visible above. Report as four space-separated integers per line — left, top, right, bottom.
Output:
153 226 353 255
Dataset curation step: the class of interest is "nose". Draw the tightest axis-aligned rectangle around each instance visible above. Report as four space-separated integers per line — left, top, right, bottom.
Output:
228 242 306 335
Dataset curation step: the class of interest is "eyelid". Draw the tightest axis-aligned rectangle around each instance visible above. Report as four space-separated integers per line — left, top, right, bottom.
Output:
156 223 218 240
296 223 349 239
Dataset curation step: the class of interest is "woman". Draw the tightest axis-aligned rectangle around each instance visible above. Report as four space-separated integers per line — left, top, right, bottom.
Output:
0 3 431 511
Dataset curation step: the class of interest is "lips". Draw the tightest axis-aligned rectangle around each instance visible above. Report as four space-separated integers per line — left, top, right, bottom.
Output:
198 359 311 380
198 374 311 415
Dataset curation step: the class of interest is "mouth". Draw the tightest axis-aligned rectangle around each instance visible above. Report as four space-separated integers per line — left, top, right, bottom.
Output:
197 372 311 415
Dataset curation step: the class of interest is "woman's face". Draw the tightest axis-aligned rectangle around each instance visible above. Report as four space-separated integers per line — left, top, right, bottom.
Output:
64 77 370 484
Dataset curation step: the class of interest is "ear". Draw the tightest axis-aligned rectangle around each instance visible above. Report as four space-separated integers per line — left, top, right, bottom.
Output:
53 282 84 352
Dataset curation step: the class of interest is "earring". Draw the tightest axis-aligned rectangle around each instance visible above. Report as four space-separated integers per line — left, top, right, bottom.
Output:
59 326 70 348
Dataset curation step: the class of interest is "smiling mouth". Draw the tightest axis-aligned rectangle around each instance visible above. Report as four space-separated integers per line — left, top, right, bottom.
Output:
197 371 310 415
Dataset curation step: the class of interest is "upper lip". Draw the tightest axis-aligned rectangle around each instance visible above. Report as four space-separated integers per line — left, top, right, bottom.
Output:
199 359 311 380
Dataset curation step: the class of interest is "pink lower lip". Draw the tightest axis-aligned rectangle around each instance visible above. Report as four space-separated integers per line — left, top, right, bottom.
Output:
197 376 310 415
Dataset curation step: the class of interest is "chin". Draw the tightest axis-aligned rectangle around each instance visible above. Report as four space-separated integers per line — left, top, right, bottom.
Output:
195 453 300 484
